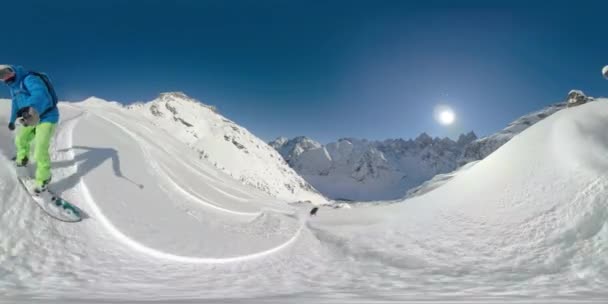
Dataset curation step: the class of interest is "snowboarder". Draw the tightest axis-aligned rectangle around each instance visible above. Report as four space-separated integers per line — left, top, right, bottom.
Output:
310 207 319 216
0 65 59 194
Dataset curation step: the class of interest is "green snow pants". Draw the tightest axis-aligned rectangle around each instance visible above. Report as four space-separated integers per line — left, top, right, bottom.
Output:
15 122 56 187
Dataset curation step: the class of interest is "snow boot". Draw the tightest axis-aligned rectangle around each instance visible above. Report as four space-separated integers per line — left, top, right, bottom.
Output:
15 156 28 167
34 176 52 195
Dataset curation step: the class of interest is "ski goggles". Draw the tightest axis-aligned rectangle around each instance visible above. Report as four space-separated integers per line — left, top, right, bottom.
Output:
0 66 15 82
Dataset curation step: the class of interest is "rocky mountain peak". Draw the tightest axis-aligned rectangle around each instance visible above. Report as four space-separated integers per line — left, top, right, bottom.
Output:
415 132 433 147
158 92 196 103
566 90 591 107
457 131 478 146
269 137 289 149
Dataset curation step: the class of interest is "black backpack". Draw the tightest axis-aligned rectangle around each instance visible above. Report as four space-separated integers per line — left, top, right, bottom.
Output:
20 71 59 117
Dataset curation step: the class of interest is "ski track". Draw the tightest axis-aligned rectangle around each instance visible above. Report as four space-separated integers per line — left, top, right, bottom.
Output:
59 107 305 264
97 110 262 214
78 178 306 264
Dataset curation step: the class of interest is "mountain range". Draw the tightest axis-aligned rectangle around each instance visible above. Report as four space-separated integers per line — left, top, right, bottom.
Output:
269 90 589 201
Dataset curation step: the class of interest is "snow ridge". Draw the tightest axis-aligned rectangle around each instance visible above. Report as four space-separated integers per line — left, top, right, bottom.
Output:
115 92 328 205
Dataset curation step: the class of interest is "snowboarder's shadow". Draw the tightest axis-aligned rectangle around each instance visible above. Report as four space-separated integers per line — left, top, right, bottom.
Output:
51 145 144 195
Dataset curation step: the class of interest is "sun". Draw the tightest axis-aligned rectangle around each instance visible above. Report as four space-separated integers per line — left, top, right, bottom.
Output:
434 105 456 126
439 110 455 125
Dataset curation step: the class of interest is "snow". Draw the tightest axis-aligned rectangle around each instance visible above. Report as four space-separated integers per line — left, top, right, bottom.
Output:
1 96 608 302
460 101 569 164
270 135 476 201
405 160 479 199
569 89 585 96
95 93 328 206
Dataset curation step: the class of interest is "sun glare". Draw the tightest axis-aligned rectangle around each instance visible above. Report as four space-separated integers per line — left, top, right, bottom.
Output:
434 105 456 126
439 110 455 125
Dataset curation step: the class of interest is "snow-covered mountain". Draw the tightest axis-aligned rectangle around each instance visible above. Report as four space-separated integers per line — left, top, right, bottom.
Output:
1 94 607 302
272 90 592 201
270 132 478 201
75 92 329 205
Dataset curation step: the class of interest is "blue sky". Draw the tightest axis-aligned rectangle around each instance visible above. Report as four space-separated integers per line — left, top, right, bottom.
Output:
1 0 607 143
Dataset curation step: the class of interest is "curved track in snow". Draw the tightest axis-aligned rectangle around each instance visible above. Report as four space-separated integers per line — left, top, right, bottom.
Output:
66 106 303 260
1 100 608 302
96 111 262 217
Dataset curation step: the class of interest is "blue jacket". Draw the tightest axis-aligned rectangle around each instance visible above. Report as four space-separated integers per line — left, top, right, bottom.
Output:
5 65 59 124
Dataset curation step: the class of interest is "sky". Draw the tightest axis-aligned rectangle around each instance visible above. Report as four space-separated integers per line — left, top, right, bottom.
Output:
1 0 608 143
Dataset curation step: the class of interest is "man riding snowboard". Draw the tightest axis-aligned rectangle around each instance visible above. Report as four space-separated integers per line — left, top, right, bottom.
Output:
0 65 59 194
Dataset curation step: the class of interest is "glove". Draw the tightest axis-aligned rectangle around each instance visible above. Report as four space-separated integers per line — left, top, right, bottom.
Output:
7 122 14 131
16 107 31 119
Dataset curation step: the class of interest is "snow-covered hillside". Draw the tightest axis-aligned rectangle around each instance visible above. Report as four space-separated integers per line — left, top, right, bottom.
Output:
310 99 608 300
81 93 327 205
1 96 607 303
461 90 591 164
272 91 591 201
461 103 565 164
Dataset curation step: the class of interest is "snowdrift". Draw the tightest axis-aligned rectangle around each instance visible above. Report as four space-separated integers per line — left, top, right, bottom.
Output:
0 98 607 302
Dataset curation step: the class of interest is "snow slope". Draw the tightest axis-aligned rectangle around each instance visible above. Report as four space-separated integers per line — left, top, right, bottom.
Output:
405 160 479 199
0 100 308 301
1 97 608 303
91 93 328 206
460 101 568 164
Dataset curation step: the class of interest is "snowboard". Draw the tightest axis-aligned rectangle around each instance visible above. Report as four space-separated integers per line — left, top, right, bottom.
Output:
16 167 84 222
